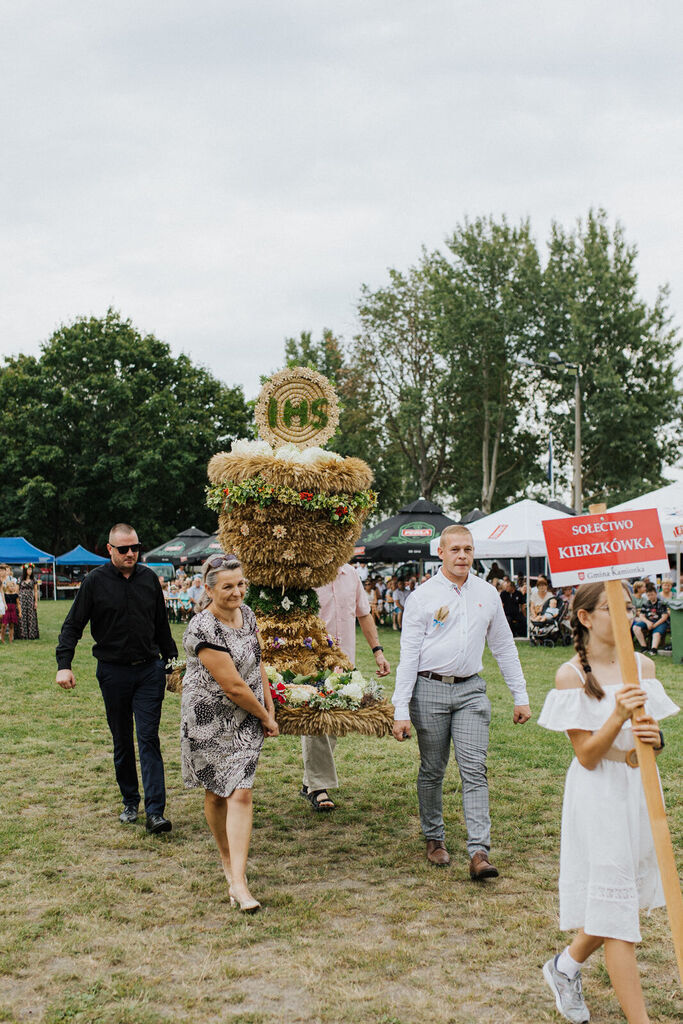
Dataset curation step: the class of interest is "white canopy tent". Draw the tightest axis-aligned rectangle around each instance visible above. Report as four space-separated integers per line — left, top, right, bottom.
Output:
608 480 683 582
429 499 572 638
429 499 571 559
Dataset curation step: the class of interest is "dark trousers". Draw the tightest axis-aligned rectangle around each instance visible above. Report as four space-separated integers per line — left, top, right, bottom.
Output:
96 659 167 816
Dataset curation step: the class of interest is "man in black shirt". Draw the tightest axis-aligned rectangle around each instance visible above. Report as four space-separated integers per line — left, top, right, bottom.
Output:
56 523 178 833
500 578 526 637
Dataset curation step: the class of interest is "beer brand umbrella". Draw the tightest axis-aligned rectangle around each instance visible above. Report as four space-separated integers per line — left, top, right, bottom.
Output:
142 527 209 567
353 498 457 563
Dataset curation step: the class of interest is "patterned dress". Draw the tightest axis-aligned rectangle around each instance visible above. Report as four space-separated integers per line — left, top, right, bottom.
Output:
18 581 39 639
180 605 264 798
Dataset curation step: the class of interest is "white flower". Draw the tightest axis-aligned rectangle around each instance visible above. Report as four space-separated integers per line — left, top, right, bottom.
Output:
264 664 283 683
296 446 342 465
273 442 302 462
338 681 364 701
281 596 292 611
259 590 268 599
274 443 342 465
350 670 366 687
325 673 342 689
285 684 318 705
230 438 272 457
300 595 308 606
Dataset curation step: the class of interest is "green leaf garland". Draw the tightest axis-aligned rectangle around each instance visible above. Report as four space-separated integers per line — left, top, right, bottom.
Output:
206 476 376 525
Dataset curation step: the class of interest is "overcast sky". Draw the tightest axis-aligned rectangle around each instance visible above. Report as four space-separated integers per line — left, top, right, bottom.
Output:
2 1 681 401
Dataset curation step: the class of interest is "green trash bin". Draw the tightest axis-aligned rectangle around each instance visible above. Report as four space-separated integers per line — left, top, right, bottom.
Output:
669 599 683 664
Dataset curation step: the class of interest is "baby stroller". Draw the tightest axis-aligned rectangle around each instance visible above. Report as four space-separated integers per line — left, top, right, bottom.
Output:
529 596 572 647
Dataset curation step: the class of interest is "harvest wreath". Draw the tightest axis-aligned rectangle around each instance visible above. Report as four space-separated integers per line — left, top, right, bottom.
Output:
166 661 394 737
195 366 394 737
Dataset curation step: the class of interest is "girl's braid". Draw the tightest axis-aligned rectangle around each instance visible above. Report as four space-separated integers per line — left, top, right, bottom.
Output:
571 613 605 701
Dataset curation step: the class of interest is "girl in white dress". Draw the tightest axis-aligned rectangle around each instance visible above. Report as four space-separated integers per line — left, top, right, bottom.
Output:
538 581 679 1024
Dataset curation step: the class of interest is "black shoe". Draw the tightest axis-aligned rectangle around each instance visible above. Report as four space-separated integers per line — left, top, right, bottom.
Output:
119 804 138 824
146 814 172 834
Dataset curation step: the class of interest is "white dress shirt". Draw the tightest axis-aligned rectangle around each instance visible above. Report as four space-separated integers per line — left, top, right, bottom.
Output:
392 569 529 719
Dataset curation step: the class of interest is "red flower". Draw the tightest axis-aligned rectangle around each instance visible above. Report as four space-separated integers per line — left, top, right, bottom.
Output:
335 505 348 515
223 487 230 495
299 491 314 501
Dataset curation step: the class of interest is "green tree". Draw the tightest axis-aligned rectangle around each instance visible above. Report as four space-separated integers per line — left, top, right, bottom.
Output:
541 210 682 506
354 256 458 504
355 220 545 513
283 329 413 513
0 309 250 552
436 216 546 512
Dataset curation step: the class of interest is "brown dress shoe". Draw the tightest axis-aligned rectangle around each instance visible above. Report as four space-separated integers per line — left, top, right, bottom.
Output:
469 850 499 879
426 839 450 866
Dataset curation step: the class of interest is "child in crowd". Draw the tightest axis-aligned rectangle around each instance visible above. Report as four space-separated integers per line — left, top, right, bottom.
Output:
541 596 560 621
1 577 21 643
538 582 678 1024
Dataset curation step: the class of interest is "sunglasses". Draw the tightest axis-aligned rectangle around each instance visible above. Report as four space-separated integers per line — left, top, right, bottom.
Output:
110 543 142 554
207 555 240 570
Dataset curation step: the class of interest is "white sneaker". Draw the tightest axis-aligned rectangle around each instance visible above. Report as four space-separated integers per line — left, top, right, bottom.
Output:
542 955 590 1023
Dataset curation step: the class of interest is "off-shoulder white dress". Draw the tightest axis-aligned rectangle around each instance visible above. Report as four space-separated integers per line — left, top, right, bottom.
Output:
538 656 679 942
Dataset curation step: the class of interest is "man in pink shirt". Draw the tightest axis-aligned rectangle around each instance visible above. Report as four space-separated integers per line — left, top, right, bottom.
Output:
301 564 391 811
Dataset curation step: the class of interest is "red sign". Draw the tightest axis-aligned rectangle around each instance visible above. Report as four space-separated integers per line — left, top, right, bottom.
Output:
354 546 366 556
543 508 669 586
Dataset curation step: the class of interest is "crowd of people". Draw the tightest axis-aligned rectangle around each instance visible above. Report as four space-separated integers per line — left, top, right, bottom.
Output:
158 570 205 622
362 573 428 630
485 562 678 654
0 563 40 643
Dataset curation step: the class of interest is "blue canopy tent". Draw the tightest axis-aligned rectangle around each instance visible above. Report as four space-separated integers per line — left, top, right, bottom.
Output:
56 545 109 566
0 537 57 599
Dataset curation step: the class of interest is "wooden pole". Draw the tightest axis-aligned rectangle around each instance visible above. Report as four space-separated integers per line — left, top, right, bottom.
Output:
590 504 683 984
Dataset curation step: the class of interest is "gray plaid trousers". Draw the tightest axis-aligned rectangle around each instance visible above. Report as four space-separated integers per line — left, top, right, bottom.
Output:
409 673 492 855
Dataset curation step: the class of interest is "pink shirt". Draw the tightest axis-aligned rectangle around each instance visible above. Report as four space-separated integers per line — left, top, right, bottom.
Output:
315 564 370 662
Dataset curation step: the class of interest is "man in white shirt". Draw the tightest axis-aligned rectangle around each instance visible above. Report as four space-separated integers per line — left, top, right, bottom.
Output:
392 524 531 878
301 564 390 811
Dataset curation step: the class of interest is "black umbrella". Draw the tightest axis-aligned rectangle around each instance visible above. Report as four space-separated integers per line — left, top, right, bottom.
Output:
142 527 210 567
183 532 227 565
353 498 457 563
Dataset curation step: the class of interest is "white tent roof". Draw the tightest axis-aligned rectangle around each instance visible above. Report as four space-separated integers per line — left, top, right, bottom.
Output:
608 480 683 551
429 498 572 558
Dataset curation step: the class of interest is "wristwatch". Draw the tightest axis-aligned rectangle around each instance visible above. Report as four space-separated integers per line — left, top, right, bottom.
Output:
372 645 384 653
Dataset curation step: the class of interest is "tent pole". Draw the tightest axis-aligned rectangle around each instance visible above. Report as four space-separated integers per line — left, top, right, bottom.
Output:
526 552 530 641
53 559 57 601
676 542 681 592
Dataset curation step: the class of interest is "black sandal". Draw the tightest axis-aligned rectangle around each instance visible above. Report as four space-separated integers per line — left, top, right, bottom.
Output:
300 785 335 812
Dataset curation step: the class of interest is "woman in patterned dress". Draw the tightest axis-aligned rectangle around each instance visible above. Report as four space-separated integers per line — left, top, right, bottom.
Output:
18 565 39 639
181 555 278 912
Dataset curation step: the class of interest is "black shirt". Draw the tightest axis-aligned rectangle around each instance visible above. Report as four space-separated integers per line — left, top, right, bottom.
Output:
500 588 525 621
56 562 178 670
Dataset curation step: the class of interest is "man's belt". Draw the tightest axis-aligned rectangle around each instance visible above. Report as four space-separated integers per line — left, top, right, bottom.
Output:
420 671 474 684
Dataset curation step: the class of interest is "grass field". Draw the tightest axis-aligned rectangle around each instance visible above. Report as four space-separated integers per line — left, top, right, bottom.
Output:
1 602 681 1024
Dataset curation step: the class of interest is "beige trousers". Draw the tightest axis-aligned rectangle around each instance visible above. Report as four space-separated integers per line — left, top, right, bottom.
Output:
301 735 338 791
